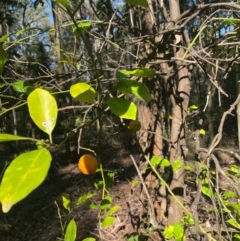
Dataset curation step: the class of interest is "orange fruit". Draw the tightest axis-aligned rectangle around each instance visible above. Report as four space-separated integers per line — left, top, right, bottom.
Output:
129 120 141 132
78 154 98 175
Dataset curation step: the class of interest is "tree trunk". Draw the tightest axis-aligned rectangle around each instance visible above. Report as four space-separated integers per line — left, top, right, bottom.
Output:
168 0 191 225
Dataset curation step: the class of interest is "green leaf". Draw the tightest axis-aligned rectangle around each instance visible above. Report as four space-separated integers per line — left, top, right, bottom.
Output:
0 33 12 43
116 79 151 102
70 83 96 103
227 218 240 230
101 216 116 228
164 225 174 239
85 201 97 210
82 238 96 241
27 88 58 138
100 196 112 210
0 148 52 213
199 129 205 135
62 194 71 212
233 233 240 240
164 223 184 241
12 81 35 94
107 98 137 120
64 219 77 241
150 156 170 167
222 191 236 199
160 158 171 167
188 105 198 111
201 179 211 198
73 22 91 35
105 205 120 216
126 0 147 8
0 45 8 75
77 191 96 205
116 68 155 79
150 156 161 165
182 215 195 225
0 133 32 142
54 0 72 13
173 160 182 172
16 27 43 37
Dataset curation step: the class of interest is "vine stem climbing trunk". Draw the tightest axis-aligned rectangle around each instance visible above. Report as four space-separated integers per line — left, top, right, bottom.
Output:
168 0 191 225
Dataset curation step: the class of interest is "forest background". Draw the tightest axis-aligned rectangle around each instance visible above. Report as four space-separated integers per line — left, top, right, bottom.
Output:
0 0 240 240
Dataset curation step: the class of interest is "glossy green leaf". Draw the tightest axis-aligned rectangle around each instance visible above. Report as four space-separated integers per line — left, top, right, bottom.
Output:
116 79 151 102
100 196 112 210
116 68 155 79
64 219 77 241
73 22 91 35
70 83 96 103
107 98 137 120
0 133 32 142
105 205 120 216
82 238 96 241
54 0 72 13
101 216 116 228
12 81 35 94
126 0 147 8
227 218 240 230
0 45 8 75
173 160 182 172
62 194 71 212
0 148 52 213
27 88 58 137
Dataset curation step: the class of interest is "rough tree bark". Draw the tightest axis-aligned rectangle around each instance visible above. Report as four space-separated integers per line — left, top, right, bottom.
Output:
167 0 191 225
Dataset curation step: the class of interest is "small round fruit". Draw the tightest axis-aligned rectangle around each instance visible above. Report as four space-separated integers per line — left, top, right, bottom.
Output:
129 120 141 132
78 154 98 175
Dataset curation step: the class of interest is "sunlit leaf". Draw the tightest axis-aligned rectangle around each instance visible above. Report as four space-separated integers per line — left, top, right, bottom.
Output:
227 218 240 230
199 129 205 135
64 219 77 241
27 88 58 138
105 205 120 216
116 79 151 102
107 98 137 120
73 22 91 35
82 238 96 241
160 158 171 167
70 83 96 103
0 148 52 213
62 194 71 212
0 133 33 142
188 105 198 111
173 160 182 171
116 68 155 79
0 33 12 43
101 216 116 228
